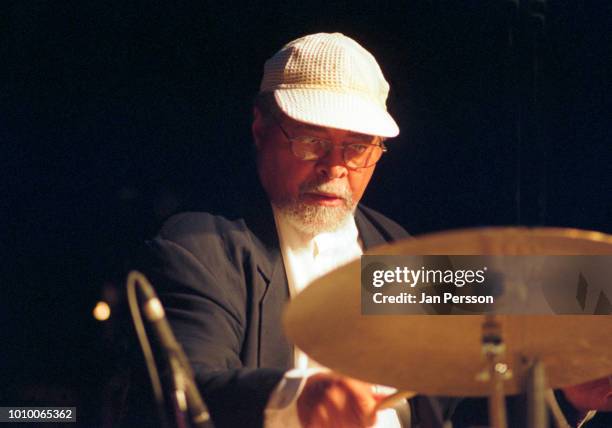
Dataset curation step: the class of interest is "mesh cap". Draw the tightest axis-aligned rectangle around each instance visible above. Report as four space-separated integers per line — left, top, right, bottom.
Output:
259 32 399 138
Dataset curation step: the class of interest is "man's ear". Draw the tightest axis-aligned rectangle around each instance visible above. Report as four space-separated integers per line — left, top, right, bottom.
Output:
252 106 266 150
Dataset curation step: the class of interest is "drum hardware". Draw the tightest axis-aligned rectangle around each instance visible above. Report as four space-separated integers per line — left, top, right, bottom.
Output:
284 227 612 427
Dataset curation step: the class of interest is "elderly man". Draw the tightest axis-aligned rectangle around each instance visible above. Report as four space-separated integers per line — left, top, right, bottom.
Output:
130 33 611 428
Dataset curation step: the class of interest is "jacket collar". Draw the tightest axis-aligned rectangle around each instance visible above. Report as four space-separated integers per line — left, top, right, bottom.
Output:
355 206 387 250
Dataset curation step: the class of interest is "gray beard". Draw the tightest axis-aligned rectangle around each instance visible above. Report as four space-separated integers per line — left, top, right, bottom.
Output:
274 180 355 235
277 201 353 235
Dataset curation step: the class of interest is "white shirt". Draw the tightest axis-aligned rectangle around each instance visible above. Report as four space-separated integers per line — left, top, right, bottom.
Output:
264 208 401 428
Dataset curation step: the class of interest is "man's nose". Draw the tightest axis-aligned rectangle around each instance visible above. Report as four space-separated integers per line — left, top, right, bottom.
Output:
315 146 348 179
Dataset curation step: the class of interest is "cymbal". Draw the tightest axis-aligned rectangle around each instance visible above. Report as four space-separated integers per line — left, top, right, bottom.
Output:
283 227 612 396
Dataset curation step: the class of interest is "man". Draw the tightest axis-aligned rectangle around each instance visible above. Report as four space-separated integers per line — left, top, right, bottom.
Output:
130 33 611 427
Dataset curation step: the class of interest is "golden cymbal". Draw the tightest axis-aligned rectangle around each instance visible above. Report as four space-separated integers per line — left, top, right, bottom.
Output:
283 227 612 396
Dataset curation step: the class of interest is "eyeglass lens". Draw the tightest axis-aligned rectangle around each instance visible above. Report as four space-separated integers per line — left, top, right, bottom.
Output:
291 137 382 168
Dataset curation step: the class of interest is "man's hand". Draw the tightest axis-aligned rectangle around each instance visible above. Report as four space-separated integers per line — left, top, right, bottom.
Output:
562 375 612 413
296 372 384 428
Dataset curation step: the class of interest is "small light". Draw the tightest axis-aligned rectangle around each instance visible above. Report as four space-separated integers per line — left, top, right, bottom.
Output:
495 363 508 374
93 301 111 321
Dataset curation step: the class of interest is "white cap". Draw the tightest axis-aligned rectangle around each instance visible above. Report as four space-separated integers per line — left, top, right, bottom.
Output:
259 32 399 138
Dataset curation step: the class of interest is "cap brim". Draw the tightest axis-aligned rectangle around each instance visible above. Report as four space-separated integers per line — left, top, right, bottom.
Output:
273 89 399 138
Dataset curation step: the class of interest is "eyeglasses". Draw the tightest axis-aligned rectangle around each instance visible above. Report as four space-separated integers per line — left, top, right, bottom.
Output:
275 119 388 169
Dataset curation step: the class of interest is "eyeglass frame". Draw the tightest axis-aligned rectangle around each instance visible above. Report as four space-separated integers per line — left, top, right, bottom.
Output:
272 117 388 170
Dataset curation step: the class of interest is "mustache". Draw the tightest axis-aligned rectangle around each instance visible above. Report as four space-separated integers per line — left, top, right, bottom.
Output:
299 179 353 202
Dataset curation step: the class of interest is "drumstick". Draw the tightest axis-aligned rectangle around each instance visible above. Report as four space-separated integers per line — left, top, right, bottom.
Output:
375 390 417 411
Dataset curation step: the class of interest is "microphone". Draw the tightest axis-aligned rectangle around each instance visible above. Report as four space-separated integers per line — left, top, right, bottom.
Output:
136 273 214 428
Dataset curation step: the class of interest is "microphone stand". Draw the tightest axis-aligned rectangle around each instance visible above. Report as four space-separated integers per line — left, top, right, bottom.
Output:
127 271 215 428
169 354 189 428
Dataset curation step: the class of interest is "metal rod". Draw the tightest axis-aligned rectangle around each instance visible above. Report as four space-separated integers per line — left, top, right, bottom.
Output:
482 315 509 428
527 359 548 428
488 355 509 428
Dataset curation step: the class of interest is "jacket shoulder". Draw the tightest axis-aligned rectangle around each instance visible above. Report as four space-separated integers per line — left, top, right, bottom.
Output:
150 211 261 273
157 211 250 247
159 211 244 237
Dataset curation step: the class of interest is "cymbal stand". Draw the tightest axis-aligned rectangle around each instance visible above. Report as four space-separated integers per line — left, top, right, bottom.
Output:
479 315 511 428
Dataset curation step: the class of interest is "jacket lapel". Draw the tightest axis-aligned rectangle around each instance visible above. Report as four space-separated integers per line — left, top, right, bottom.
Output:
247 202 393 370
243 191 293 370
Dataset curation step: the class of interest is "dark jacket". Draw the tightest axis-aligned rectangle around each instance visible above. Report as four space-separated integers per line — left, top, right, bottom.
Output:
126 202 408 427
125 201 611 428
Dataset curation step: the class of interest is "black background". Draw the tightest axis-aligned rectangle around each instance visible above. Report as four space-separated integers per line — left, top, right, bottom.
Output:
2 1 611 425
